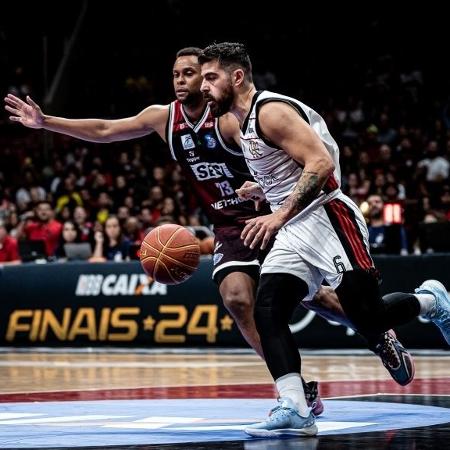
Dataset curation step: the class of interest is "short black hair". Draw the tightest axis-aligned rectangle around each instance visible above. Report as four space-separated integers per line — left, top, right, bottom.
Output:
176 47 202 58
199 42 253 82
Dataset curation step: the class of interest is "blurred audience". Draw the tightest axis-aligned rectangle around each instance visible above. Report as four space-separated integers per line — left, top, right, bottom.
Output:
0 221 20 265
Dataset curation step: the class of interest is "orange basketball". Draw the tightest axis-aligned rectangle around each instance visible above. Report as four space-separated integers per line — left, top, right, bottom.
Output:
139 224 200 284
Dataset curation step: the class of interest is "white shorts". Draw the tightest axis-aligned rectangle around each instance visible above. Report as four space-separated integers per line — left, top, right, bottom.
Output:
261 192 374 301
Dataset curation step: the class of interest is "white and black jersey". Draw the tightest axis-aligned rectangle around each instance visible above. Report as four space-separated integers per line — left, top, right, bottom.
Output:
239 90 341 220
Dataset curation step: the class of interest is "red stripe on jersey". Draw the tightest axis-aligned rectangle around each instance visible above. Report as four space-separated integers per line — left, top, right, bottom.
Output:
323 174 339 193
172 101 185 133
327 199 373 270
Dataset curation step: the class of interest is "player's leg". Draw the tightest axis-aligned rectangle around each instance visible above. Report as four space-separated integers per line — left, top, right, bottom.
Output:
215 263 324 413
216 266 263 358
334 269 419 384
305 285 416 385
295 197 418 385
245 234 320 437
245 272 317 437
305 285 354 328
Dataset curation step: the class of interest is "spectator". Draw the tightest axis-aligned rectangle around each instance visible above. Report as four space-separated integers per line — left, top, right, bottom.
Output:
417 140 450 183
0 221 21 265
365 194 408 255
54 220 82 259
73 206 94 243
92 216 130 262
124 216 144 245
17 201 62 257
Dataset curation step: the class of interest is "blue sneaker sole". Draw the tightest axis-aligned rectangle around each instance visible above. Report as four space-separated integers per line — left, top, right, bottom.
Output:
244 423 318 437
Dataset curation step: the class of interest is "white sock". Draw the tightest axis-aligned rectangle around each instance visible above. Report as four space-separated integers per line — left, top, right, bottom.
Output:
414 293 436 317
275 373 309 416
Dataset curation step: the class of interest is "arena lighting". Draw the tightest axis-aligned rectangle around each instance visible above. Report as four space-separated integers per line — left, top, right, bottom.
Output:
383 202 403 225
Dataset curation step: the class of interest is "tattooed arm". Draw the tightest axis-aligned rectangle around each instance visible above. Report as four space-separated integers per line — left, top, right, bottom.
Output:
241 101 335 249
260 102 334 220
278 170 329 221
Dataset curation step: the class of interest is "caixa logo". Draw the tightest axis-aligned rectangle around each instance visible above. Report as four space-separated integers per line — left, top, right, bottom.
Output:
75 274 167 296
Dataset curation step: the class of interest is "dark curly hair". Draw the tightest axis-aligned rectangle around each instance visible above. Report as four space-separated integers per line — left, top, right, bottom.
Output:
199 42 253 82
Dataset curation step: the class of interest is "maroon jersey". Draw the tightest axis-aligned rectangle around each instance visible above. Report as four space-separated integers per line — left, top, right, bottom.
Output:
167 100 268 226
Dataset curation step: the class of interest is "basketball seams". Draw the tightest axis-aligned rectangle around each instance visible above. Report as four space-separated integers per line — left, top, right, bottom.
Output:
157 259 178 284
141 225 200 284
159 251 199 270
142 239 199 253
141 240 163 254
155 226 186 280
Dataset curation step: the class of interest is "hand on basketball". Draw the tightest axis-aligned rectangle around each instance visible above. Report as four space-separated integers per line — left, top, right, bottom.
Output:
4 94 45 128
241 211 285 250
235 181 265 211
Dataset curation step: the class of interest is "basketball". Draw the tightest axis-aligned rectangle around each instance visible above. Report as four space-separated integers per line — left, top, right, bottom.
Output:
139 224 200 284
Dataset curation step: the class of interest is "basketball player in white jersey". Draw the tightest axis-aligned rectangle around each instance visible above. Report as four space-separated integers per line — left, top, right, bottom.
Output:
4 47 365 415
199 42 450 437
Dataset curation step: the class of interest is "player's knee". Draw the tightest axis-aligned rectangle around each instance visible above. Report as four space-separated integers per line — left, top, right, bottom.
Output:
254 273 308 331
222 287 254 321
336 270 386 334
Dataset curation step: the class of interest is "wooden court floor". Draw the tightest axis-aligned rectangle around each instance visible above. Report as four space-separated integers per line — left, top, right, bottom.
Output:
0 349 448 399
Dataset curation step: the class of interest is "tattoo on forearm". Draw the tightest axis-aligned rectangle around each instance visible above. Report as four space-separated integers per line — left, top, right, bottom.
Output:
280 171 322 216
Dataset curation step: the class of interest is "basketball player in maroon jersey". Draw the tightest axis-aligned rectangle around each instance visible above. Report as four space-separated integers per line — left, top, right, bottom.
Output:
5 48 413 411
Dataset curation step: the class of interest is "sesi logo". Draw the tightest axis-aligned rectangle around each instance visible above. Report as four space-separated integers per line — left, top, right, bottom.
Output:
190 162 234 180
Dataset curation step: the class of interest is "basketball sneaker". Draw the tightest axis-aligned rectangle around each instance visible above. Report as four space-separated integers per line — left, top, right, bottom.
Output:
374 330 415 386
303 380 324 416
415 279 450 344
244 397 318 438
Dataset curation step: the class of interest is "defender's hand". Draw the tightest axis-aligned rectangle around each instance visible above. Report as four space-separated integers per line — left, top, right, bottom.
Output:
4 94 45 129
235 181 266 211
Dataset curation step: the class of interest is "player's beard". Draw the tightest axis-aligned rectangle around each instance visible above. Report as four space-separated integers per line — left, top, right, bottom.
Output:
205 83 234 117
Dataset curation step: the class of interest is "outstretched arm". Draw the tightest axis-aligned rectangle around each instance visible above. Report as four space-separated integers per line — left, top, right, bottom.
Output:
4 94 169 143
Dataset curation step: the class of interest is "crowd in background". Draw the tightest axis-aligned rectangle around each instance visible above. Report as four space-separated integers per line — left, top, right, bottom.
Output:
1 6 449 264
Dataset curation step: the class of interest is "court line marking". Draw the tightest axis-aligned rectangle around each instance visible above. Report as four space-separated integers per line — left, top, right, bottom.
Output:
0 376 448 396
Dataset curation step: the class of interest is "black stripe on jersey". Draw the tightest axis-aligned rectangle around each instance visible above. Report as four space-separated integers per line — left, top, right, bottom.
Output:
242 90 263 134
215 120 243 156
255 98 310 150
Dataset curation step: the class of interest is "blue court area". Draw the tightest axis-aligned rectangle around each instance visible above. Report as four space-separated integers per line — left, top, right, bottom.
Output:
0 398 449 447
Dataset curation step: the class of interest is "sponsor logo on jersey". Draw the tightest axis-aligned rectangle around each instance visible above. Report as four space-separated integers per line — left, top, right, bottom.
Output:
211 197 245 210
214 242 223 252
190 162 234 180
213 253 224 265
181 134 196 150
204 134 217 149
254 173 278 187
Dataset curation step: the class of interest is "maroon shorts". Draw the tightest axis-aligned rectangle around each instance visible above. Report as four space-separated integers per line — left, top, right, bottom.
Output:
212 225 272 285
